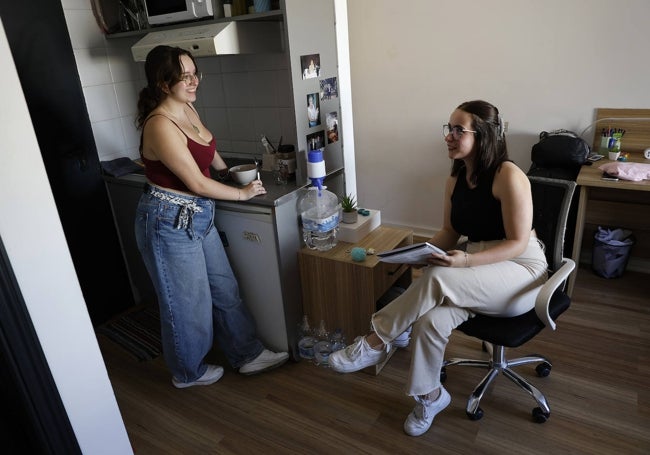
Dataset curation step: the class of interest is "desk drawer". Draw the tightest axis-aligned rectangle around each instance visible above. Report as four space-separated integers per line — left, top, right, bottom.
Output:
373 262 410 300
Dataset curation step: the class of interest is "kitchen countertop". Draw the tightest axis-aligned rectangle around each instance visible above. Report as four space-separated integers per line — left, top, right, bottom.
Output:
105 168 305 208
102 156 344 208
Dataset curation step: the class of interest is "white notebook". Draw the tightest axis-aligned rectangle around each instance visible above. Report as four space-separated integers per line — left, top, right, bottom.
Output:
377 242 447 265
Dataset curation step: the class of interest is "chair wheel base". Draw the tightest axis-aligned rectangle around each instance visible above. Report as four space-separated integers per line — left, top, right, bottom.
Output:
467 407 484 421
532 407 549 423
535 362 552 377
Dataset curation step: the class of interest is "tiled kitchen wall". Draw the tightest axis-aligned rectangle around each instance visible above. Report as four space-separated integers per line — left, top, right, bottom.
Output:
61 0 295 163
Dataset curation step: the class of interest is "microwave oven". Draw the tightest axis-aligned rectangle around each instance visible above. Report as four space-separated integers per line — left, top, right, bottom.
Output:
144 0 214 26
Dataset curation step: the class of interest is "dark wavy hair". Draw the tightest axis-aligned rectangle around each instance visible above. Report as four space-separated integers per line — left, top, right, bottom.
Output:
451 100 509 185
135 45 199 130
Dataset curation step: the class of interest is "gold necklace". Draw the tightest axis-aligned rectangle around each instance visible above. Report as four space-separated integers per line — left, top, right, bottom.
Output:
184 109 200 134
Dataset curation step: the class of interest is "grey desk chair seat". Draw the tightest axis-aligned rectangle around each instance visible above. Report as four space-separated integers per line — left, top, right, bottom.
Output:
442 176 577 423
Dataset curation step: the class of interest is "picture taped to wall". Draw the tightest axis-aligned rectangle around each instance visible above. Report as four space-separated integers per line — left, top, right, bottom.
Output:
320 77 338 100
301 53 320 80
326 112 338 144
307 93 321 127
307 130 325 151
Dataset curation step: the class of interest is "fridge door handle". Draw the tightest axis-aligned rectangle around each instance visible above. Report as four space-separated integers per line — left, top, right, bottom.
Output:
214 204 273 216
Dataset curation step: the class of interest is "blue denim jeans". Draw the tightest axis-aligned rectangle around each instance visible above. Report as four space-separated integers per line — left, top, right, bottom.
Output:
134 185 263 382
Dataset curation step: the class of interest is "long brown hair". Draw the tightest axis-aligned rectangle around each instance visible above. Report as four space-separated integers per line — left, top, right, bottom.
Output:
135 45 199 130
451 100 509 185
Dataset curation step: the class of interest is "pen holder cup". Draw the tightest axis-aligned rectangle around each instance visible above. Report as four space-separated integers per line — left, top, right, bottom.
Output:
262 153 277 171
599 136 610 154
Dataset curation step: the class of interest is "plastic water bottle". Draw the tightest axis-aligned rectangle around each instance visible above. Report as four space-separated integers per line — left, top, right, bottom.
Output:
330 328 346 353
297 315 317 360
298 186 341 251
313 320 332 366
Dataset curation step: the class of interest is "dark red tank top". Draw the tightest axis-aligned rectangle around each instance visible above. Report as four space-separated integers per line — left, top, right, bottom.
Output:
141 114 215 192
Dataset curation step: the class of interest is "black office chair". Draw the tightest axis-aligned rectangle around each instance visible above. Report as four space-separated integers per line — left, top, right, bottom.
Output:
442 176 577 423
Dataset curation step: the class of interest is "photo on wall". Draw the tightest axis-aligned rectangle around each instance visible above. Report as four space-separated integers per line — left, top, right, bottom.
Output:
319 77 338 100
326 112 338 144
301 53 321 80
307 93 321 127
307 130 325 151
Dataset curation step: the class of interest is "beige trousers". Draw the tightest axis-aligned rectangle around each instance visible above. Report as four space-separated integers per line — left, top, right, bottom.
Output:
371 237 548 396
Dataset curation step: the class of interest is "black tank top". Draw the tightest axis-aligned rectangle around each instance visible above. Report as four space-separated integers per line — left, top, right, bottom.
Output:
450 166 505 242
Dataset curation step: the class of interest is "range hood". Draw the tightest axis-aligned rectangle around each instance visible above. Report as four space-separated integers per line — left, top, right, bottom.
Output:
131 21 283 62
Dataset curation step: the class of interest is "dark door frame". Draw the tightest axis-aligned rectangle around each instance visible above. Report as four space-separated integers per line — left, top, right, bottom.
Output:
0 236 81 454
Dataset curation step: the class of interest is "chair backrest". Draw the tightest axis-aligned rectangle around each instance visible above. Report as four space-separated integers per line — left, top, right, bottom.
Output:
528 176 577 272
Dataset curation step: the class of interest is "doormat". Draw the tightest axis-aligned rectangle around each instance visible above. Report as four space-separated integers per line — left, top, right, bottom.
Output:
97 305 161 361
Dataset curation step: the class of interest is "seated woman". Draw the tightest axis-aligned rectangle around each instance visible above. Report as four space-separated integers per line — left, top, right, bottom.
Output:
329 100 548 436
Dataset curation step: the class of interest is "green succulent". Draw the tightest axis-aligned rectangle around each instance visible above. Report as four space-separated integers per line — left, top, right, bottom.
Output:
340 193 357 212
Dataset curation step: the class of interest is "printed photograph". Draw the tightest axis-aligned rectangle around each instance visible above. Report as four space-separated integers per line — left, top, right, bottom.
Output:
307 130 326 151
319 77 338 100
326 112 338 144
307 93 321 127
301 53 321 80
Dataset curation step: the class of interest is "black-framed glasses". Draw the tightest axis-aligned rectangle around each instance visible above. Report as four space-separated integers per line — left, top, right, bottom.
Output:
179 71 202 84
443 123 477 140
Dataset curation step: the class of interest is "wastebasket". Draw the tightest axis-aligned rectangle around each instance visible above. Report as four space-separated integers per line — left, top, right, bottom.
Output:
592 226 635 278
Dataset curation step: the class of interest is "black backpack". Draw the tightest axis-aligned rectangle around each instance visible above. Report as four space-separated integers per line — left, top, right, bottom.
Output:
530 129 591 171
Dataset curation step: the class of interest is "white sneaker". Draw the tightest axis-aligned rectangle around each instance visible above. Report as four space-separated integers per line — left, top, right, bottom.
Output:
392 326 412 348
403 387 451 436
329 336 389 373
239 349 289 375
172 364 224 389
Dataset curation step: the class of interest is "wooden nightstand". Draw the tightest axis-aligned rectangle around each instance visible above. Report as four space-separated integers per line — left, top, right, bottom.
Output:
298 226 413 374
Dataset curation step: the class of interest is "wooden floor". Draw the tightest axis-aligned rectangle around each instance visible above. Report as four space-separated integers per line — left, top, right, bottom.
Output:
97 265 650 454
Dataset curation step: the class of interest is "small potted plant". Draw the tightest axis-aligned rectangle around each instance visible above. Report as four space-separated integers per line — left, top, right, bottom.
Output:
340 193 358 224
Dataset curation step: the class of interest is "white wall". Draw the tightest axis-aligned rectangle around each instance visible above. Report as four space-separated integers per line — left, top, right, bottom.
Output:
347 0 650 237
0 18 133 455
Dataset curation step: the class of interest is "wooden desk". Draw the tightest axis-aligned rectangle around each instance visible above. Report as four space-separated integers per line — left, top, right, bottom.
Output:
568 157 650 295
298 226 413 373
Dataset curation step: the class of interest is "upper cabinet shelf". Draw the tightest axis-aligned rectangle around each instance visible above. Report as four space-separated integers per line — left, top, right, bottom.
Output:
105 10 283 40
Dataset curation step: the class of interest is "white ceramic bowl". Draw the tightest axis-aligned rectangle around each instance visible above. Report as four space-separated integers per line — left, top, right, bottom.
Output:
229 164 258 185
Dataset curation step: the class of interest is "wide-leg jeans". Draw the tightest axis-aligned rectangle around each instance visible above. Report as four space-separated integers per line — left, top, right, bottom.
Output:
135 187 263 382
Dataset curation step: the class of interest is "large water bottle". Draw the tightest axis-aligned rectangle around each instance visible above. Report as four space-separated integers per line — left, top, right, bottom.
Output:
298 186 341 251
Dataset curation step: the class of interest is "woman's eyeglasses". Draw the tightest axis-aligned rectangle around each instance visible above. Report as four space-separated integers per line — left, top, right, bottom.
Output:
443 124 476 140
179 72 202 84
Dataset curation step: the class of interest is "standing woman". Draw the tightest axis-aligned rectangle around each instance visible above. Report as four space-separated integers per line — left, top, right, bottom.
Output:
329 100 548 436
135 45 288 389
